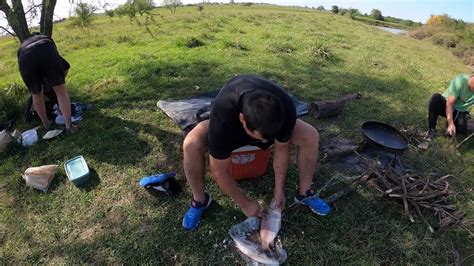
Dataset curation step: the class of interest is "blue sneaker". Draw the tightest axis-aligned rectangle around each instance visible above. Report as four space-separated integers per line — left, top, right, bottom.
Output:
182 193 212 231
295 189 331 216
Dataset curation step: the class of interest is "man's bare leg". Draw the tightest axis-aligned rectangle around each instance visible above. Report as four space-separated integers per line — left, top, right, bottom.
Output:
290 119 320 195
183 120 209 203
53 84 76 131
31 91 51 129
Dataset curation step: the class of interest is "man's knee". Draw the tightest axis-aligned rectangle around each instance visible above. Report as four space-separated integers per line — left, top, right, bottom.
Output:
183 122 209 154
429 93 443 105
292 120 319 148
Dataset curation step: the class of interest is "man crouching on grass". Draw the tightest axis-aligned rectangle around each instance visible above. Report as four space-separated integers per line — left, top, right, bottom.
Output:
181 74 330 231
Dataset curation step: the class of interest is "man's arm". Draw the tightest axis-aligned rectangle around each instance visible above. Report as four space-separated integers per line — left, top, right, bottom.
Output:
209 156 261 217
446 95 457 136
273 140 290 208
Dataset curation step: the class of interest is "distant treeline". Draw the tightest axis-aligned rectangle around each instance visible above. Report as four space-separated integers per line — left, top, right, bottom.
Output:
315 5 421 29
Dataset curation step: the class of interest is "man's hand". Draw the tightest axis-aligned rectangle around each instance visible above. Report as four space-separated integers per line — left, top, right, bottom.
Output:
447 123 456 137
241 199 262 217
273 188 286 209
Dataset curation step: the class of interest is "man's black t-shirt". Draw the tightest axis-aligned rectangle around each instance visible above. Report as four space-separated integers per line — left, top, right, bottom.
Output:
208 75 297 159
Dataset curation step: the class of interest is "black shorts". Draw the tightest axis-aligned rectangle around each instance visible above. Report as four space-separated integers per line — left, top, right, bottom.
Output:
18 40 69 94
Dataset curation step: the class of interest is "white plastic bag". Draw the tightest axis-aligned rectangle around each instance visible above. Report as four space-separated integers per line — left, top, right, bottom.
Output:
22 165 58 192
0 130 12 152
21 128 38 146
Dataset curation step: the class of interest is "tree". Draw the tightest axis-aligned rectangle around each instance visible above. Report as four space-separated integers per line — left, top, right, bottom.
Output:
316 6 325 11
339 8 348 16
116 0 155 20
229 0 234 4
0 0 57 42
71 2 97 28
331 5 339 14
348 8 360 19
162 0 182 13
370 9 383 21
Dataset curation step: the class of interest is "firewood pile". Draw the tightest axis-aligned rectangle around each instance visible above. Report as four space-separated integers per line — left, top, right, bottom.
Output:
356 152 464 233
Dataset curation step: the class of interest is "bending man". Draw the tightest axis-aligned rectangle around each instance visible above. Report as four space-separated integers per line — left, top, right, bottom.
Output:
426 74 474 140
17 33 78 133
182 74 330 231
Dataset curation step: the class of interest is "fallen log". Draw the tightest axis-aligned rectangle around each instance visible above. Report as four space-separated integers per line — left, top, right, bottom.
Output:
310 92 361 119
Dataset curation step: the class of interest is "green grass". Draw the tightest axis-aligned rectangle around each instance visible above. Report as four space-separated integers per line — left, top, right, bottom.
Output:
1 4 473 264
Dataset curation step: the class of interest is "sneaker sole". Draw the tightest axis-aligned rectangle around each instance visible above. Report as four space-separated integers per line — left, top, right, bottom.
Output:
182 195 213 231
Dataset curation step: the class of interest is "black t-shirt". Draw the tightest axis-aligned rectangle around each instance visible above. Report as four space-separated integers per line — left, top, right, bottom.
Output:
208 75 297 159
18 34 55 58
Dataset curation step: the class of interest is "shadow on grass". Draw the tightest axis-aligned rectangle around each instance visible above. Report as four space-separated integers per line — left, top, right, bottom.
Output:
78 167 101 192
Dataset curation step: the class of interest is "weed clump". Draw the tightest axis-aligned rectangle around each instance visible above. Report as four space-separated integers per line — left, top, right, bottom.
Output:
222 40 249 51
177 37 205 48
305 41 334 65
116 35 136 45
267 41 296 54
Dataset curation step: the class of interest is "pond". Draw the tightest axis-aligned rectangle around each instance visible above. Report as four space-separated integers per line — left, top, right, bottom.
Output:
375 26 408 35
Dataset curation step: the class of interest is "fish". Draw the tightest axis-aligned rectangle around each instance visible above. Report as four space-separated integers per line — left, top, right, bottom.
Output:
260 199 282 250
229 213 286 265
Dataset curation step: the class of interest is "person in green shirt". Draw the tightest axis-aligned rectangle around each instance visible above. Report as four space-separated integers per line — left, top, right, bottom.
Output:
426 74 474 140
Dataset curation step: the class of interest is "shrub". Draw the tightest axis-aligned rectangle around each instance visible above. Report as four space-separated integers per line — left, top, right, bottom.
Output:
430 32 459 48
371 9 383 21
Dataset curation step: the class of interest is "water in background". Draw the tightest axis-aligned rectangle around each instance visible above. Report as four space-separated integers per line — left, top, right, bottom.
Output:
375 26 408 35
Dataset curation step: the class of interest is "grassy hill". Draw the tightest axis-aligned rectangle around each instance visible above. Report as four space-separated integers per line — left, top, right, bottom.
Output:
0 4 472 264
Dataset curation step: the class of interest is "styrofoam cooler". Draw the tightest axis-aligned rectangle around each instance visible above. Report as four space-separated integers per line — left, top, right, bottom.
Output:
228 145 271 180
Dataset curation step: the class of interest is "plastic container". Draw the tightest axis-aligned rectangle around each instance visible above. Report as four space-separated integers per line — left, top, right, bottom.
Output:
64 156 90 186
228 145 271 180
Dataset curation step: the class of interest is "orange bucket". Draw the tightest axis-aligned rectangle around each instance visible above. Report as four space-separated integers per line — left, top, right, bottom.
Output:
228 145 271 180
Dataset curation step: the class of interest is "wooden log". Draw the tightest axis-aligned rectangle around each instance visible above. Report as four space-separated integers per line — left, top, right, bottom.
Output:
310 93 361 119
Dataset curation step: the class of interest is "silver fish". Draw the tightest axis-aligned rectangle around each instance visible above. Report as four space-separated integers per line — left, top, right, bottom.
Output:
229 216 287 265
260 199 281 250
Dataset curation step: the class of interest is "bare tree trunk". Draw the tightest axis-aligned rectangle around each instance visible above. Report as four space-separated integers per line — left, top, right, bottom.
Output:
0 0 30 42
40 0 57 37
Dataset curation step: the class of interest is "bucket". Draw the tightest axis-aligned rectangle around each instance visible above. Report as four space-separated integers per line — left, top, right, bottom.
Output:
228 145 271 180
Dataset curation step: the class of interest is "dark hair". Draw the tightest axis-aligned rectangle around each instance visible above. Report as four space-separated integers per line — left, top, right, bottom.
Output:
242 90 284 139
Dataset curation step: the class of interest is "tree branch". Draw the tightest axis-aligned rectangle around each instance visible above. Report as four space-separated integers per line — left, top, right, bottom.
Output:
0 0 11 16
0 25 17 36
25 3 42 15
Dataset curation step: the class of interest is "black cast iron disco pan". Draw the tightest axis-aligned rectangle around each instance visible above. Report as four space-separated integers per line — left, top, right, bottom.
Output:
361 121 408 154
